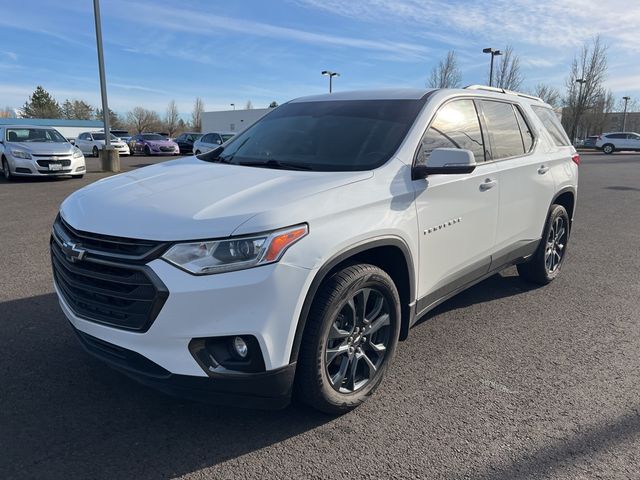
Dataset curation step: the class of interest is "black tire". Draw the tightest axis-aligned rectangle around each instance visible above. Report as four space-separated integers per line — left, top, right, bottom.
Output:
2 157 13 181
295 264 401 414
144 145 151 156
602 143 614 154
195 150 201 155
92 146 99 158
517 204 570 285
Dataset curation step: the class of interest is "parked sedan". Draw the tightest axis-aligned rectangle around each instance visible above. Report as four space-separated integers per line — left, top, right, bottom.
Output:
76 131 130 157
0 125 85 180
192 132 235 155
174 132 202 154
128 133 180 156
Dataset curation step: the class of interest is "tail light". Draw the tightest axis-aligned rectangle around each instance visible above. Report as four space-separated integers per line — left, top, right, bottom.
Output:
571 153 580 166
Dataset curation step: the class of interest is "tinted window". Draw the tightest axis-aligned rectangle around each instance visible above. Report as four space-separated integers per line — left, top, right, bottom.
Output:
416 99 485 164
221 134 234 142
480 101 525 160
531 106 570 146
6 128 67 143
216 99 428 171
141 134 164 140
514 106 534 152
607 133 626 139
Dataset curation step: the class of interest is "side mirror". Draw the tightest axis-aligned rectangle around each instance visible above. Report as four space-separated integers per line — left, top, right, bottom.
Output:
412 148 477 180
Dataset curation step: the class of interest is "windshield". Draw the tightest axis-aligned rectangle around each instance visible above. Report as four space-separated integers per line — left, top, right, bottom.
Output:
214 99 427 171
92 133 118 141
141 134 165 140
6 128 68 143
221 134 235 142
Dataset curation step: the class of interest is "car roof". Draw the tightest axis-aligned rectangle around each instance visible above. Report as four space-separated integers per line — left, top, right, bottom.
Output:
290 88 435 103
2 125 58 129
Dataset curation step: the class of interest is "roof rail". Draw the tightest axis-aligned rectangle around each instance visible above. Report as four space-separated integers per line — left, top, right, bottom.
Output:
464 84 544 103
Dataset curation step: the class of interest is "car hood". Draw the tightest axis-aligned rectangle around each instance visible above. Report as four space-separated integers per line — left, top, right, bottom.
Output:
8 142 74 155
60 156 372 240
145 139 176 146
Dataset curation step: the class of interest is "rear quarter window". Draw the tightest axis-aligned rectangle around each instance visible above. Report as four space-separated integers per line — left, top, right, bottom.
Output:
531 106 570 147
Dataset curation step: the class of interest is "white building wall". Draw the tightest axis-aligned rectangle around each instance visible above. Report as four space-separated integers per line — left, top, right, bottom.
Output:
201 108 270 134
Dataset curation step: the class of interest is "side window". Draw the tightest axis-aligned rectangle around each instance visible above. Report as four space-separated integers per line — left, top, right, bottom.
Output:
514 106 534 152
531 106 570 147
212 134 222 144
416 99 485 165
201 134 211 143
480 100 525 160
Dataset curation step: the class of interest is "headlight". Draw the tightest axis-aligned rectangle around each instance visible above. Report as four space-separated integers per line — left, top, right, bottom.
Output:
72 147 83 158
11 149 31 159
162 224 308 275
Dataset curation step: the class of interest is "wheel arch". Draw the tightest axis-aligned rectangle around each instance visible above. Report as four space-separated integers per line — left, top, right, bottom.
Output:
552 187 576 223
289 237 416 364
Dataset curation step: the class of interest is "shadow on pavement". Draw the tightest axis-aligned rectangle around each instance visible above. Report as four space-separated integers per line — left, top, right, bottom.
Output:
0 293 331 479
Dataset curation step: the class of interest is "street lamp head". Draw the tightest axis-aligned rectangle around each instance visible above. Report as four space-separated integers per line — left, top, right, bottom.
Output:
623 96 631 101
575 78 586 84
482 47 493 53
321 70 329 75
494 50 502 56
322 70 339 77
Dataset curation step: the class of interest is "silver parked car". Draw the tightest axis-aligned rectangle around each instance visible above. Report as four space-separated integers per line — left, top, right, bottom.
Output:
0 125 86 181
75 131 130 157
193 132 235 155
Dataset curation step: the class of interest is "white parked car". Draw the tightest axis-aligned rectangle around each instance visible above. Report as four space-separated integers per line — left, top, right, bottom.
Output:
595 132 640 154
52 87 578 413
75 131 130 157
1 125 86 180
193 132 235 155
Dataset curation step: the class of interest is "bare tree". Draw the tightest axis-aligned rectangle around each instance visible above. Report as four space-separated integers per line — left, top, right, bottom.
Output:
563 36 608 142
427 50 462 88
165 100 180 137
580 90 614 135
191 97 204 132
615 96 639 112
245 100 254 110
532 83 561 107
493 46 523 91
127 107 160 134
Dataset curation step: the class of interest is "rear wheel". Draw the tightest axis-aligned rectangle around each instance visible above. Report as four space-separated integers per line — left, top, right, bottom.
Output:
2 157 13 181
602 143 614 154
296 264 401 414
517 204 570 285
144 145 151 156
92 146 99 157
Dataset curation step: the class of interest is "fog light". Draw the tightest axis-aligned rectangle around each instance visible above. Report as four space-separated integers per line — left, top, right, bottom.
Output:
233 336 248 358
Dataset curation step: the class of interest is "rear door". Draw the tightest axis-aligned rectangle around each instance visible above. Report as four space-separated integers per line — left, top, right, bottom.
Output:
412 98 499 311
481 100 556 259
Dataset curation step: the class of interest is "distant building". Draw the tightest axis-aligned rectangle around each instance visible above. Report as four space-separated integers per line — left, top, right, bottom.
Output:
201 108 270 134
603 112 640 133
0 118 104 140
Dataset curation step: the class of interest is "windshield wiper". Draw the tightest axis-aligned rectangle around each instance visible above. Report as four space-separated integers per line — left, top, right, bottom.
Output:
197 146 231 163
238 159 312 171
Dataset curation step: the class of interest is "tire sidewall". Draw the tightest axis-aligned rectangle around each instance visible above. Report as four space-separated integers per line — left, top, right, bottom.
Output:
312 268 401 409
2 158 11 180
542 205 570 281
603 144 614 154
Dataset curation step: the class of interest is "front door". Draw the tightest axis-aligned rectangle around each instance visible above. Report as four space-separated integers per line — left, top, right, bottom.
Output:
412 98 499 312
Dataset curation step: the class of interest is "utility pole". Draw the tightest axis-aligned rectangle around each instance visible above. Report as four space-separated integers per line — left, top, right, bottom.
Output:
622 96 631 131
482 48 502 87
93 0 119 171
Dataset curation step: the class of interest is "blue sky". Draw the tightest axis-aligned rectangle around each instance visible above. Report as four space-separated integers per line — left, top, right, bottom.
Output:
0 0 639 116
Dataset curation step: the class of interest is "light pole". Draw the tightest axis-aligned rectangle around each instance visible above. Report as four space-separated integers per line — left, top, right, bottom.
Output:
321 70 340 93
622 96 631 131
482 48 502 87
230 103 235 111
572 78 587 144
92 0 119 171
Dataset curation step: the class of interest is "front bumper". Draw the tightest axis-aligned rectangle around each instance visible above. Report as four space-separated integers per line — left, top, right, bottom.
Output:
55 257 316 406
10 155 85 176
149 147 180 155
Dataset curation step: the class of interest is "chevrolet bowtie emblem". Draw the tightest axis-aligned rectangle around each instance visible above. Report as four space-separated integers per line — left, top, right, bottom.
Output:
61 240 87 262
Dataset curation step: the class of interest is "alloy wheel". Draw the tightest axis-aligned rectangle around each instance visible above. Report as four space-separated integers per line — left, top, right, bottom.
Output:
545 216 566 273
324 287 391 393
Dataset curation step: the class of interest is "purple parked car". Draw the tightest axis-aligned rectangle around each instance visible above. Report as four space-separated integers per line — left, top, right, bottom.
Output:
128 133 180 156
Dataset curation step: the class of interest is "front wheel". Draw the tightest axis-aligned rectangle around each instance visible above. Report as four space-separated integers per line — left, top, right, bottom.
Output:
517 204 570 285
2 157 13 181
602 144 614 154
144 145 151 156
194 150 201 155
92 146 99 158
295 264 401 414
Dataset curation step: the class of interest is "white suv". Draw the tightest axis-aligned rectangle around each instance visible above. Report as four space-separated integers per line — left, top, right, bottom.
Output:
51 87 578 413
595 132 640 154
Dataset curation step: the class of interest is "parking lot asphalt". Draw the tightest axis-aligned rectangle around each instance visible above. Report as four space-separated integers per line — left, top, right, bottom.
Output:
1 151 639 479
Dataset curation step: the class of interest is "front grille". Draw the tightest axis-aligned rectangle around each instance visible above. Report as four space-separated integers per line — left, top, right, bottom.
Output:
51 216 169 332
36 159 72 167
32 154 72 158
160 146 174 152
53 215 167 261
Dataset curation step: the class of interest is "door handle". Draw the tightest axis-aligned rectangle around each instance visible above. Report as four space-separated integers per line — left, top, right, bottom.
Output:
538 165 549 174
479 178 497 191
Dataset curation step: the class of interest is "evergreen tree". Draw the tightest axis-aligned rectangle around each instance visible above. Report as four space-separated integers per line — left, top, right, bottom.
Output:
22 86 62 118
